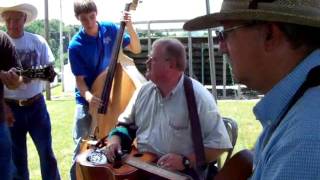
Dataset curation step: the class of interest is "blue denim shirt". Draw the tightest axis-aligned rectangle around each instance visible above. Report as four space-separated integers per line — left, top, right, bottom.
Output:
251 49 320 180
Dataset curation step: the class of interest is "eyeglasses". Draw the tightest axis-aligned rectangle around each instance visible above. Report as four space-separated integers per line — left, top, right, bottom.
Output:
215 23 253 42
146 55 169 64
146 55 158 65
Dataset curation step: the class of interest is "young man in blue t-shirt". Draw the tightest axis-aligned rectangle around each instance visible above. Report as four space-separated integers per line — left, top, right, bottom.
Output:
68 0 141 179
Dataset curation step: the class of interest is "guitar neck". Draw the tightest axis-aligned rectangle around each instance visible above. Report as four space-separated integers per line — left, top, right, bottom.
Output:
125 156 191 180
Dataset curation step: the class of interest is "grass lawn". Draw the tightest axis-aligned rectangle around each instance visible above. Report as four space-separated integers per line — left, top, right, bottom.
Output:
27 86 262 179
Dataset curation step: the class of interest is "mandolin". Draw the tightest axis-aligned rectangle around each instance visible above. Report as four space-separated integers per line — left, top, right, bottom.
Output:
77 146 192 180
1 65 57 83
19 65 57 82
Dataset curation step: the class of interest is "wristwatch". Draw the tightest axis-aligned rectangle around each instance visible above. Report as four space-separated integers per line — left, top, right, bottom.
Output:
182 155 191 170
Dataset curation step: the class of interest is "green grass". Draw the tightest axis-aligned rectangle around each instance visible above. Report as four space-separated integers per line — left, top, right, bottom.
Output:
27 86 75 179
218 100 262 153
26 85 262 179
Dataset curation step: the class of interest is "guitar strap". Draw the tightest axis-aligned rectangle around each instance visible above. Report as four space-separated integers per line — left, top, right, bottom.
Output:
183 76 207 169
262 65 320 149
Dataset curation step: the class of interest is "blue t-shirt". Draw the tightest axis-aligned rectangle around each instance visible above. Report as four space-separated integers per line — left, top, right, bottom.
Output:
68 21 130 105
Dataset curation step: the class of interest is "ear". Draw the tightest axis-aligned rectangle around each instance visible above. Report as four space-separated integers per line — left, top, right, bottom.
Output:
263 23 284 52
23 13 27 23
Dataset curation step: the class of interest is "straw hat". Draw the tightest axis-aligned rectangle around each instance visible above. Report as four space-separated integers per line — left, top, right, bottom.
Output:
183 0 320 31
0 2 37 24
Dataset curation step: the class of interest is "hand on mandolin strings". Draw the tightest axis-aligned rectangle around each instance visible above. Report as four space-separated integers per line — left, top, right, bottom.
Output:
0 68 22 89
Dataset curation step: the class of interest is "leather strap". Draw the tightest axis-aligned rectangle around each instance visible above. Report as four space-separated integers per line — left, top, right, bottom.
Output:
262 65 320 148
183 75 206 169
5 93 43 107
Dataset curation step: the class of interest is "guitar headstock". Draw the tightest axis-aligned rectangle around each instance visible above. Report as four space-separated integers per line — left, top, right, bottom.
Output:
20 65 57 83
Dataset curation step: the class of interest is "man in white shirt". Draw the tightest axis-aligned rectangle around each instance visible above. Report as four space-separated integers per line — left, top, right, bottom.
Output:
0 2 60 180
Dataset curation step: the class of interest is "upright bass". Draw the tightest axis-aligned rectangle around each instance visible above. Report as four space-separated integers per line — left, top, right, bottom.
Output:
89 0 144 140
76 0 146 179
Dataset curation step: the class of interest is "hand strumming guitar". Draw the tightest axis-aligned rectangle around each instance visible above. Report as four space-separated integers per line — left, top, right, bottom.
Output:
157 153 186 171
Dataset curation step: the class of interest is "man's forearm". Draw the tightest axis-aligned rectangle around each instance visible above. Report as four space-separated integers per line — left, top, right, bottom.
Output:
75 76 90 99
126 23 141 54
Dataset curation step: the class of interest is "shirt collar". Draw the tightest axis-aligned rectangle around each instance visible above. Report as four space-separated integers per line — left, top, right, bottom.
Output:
170 74 184 96
254 49 320 128
152 74 185 98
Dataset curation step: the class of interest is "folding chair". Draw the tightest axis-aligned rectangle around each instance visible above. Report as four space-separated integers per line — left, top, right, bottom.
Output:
217 117 238 168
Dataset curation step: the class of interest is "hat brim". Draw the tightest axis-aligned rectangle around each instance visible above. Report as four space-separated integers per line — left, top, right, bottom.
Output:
0 3 37 24
184 10 320 31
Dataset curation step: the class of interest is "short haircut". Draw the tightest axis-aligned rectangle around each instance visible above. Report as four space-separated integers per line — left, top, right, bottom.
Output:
152 38 187 71
74 0 97 17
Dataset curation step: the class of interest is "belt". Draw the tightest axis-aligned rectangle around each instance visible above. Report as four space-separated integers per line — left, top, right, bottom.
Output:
5 93 43 107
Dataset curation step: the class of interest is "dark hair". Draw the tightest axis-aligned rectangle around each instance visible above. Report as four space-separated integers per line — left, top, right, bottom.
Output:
276 23 320 50
74 0 97 17
152 38 187 71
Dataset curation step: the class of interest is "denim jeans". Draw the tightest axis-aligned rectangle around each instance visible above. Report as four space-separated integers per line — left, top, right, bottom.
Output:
70 104 92 180
8 95 60 180
0 121 15 180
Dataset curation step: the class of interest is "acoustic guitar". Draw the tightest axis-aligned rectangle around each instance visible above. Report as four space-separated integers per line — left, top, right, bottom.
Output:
214 149 253 180
77 146 192 180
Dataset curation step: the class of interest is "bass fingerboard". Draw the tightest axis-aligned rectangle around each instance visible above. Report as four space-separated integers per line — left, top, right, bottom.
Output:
126 156 192 180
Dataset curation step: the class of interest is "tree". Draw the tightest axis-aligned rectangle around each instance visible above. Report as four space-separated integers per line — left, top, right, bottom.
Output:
23 19 80 71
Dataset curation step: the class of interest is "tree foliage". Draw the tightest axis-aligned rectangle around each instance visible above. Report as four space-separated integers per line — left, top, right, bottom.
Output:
24 19 80 70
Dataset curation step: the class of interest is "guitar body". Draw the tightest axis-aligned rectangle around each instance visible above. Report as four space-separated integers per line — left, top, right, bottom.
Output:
214 149 253 180
77 147 157 180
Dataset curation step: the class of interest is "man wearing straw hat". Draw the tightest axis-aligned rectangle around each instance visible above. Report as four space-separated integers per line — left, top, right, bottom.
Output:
0 2 60 180
184 0 320 179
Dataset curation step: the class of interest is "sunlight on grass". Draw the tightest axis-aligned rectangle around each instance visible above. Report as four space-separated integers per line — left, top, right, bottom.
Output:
27 85 262 179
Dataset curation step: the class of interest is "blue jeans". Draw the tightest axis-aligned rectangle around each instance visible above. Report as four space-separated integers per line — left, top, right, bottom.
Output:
70 104 92 180
0 121 15 180
7 95 60 180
